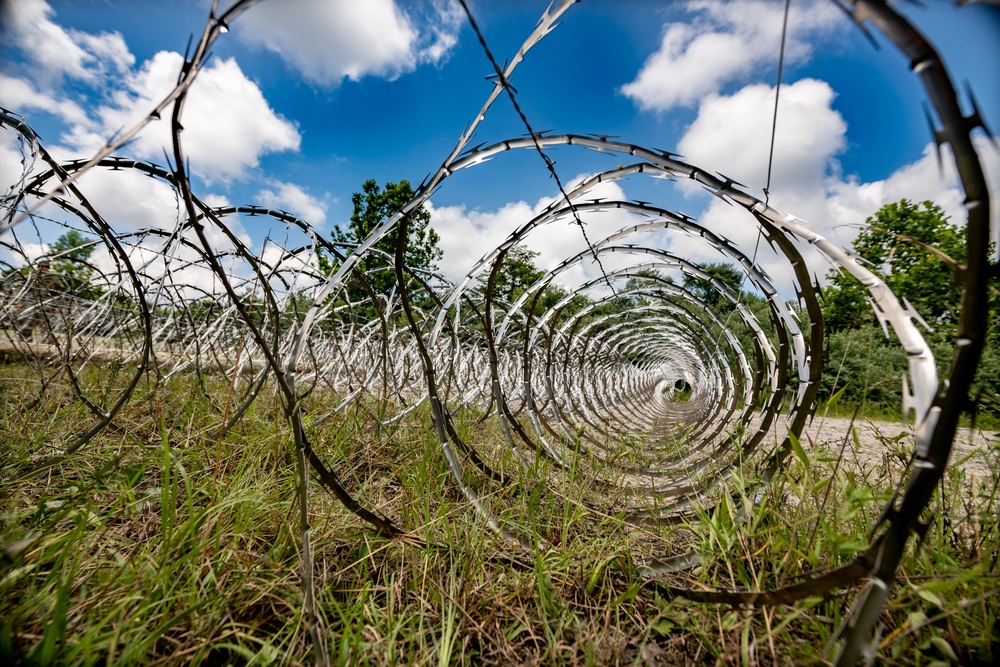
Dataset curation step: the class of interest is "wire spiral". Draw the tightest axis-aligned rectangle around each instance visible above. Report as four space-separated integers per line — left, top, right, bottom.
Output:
0 1 993 663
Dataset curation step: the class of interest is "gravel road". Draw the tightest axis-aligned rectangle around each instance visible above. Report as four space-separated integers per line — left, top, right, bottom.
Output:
791 415 1000 480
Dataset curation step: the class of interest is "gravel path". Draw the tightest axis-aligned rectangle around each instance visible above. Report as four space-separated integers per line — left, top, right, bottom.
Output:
793 415 1000 480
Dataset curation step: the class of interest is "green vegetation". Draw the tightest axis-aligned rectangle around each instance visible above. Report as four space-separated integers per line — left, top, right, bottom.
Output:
49 230 96 289
474 244 590 326
479 244 543 303
1 231 99 300
331 179 442 298
309 179 443 326
682 262 743 312
1 366 997 665
2 199 998 665
822 200 965 333
818 199 1000 421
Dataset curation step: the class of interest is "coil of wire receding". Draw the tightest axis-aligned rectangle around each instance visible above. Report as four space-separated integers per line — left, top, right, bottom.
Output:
0 1 993 664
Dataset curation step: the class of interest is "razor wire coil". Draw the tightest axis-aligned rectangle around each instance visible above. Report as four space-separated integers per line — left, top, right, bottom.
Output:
0 1 994 664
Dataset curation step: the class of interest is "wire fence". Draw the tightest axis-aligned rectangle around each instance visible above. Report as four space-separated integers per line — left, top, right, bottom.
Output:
0 1 993 664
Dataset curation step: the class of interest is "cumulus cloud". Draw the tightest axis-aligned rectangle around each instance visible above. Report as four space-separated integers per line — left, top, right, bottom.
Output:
236 0 463 87
0 0 129 156
0 241 50 269
0 129 36 195
660 78 848 293
61 168 257 298
256 181 328 225
621 0 841 111
685 143 998 298
0 0 133 84
826 139 998 248
430 199 536 280
74 167 184 232
678 78 846 196
202 194 231 209
432 73 998 300
668 76 1000 294
62 52 301 182
1 1 299 183
429 177 642 287
0 74 90 127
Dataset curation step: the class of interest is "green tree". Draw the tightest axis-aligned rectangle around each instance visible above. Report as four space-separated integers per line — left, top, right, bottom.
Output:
624 268 674 307
817 199 1000 418
472 244 592 331
51 230 93 259
682 261 743 311
822 199 965 332
49 230 99 297
51 230 93 273
333 179 441 297
316 246 337 278
480 244 544 303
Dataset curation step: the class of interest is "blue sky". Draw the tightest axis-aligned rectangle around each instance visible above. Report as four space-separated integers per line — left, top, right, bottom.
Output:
1 0 998 294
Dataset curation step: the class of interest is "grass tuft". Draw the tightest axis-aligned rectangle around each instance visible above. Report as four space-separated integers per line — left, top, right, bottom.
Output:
1 365 998 665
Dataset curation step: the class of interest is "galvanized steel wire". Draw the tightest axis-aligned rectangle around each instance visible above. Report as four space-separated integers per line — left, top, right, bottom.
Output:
0 1 993 663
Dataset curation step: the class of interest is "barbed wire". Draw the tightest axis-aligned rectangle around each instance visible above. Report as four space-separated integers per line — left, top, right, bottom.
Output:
0 1 993 665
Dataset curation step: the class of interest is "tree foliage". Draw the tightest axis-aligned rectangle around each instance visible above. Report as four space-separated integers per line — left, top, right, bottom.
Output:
624 268 674 307
50 230 94 263
479 245 544 304
682 261 744 311
822 200 965 332
473 244 590 331
817 199 1000 418
49 230 98 297
333 179 441 297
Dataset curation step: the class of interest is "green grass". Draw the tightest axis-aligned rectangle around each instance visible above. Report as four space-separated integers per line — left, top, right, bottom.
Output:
1 364 998 665
816 398 1000 432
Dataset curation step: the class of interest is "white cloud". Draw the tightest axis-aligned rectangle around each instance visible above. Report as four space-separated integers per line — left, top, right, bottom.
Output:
0 0 133 84
429 177 639 287
827 139 998 250
70 28 134 76
678 78 846 196
621 0 841 111
203 194 231 209
74 167 184 232
236 0 463 87
418 1 464 65
0 74 90 126
1 1 299 183
256 181 328 225
59 168 257 299
0 129 36 195
671 76 1000 294
64 52 301 182
0 241 49 269
431 199 535 280
665 78 850 293
68 167 249 251
430 70 999 301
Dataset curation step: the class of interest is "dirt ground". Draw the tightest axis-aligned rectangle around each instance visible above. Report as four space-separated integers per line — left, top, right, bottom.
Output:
791 414 1000 480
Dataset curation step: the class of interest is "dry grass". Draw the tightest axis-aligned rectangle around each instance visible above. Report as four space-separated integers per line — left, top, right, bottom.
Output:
1 365 998 665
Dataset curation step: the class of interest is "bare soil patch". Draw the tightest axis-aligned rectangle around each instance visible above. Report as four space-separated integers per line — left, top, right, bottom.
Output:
797 414 999 480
